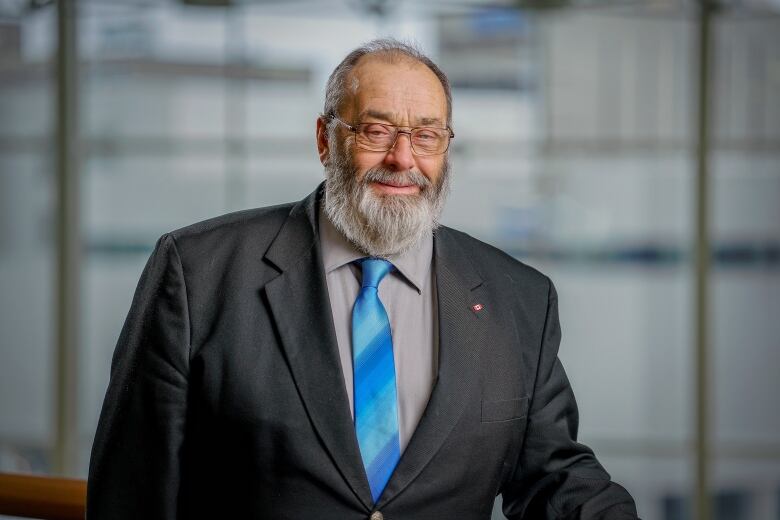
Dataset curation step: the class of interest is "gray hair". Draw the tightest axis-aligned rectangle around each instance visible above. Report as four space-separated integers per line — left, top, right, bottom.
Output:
323 38 453 128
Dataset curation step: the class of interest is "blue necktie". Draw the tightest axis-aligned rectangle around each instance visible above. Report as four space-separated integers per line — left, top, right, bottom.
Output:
352 258 401 503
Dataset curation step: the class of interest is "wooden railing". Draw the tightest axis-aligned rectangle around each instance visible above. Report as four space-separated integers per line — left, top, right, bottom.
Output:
0 472 86 520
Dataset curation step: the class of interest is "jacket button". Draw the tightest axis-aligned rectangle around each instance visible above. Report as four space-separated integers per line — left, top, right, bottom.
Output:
370 511 383 520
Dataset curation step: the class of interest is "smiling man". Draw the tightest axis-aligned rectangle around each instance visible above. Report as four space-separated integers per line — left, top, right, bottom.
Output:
319 52 452 258
87 39 638 520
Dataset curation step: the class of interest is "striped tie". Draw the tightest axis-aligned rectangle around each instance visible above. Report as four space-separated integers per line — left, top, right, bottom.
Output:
352 258 401 504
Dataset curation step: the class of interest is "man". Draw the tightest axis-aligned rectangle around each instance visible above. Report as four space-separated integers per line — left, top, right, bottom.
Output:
87 39 638 519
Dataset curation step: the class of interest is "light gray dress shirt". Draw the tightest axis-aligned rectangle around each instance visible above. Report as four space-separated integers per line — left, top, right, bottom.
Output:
318 208 438 453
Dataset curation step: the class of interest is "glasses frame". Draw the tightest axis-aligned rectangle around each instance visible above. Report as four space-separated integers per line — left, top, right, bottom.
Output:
326 114 455 156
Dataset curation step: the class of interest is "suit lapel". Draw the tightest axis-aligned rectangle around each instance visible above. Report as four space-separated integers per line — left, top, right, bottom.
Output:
378 227 487 508
262 189 373 509
262 191 491 509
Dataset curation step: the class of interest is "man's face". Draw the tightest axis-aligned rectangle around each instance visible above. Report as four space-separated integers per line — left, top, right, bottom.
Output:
339 56 449 195
318 55 451 257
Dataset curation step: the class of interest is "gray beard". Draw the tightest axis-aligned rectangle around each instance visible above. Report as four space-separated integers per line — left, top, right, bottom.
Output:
323 138 450 257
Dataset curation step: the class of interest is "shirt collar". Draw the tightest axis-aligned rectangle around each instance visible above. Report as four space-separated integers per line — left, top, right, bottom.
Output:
318 204 433 294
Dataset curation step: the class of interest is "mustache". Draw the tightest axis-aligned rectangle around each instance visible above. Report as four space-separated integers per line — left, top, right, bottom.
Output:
361 168 431 189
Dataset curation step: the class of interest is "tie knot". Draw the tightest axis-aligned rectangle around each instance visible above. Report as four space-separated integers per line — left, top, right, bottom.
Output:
359 258 393 289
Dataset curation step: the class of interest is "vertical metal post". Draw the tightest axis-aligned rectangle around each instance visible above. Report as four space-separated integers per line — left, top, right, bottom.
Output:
694 1 714 519
55 0 80 477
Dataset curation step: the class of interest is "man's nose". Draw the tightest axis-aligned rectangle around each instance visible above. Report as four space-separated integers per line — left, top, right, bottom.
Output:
382 132 416 171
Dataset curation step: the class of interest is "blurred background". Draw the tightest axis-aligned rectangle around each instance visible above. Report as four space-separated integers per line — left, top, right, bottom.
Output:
0 0 778 519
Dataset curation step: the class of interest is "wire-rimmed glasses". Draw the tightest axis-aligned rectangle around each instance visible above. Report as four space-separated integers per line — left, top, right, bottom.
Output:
327 114 454 156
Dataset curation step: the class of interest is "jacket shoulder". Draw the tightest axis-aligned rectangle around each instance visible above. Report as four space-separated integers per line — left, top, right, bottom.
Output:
163 202 296 264
438 226 550 289
170 203 294 241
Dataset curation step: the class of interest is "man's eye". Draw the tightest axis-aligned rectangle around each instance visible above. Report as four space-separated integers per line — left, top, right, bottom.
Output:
415 130 438 141
363 125 391 137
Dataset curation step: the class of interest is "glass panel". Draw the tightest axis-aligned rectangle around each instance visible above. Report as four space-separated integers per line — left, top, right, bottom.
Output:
710 13 780 520
0 2 57 476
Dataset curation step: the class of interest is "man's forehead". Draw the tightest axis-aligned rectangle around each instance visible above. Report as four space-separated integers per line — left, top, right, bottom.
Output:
344 55 447 123
349 55 441 90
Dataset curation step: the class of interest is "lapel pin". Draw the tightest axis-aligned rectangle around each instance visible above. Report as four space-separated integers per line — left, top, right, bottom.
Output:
472 303 484 312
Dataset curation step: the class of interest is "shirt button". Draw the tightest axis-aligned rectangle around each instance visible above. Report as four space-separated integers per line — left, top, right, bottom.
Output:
370 511 384 520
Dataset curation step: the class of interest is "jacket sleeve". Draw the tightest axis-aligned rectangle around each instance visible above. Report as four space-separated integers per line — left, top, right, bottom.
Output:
501 278 639 519
87 233 190 520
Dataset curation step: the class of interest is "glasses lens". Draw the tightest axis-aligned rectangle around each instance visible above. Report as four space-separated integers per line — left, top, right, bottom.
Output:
356 123 396 150
411 128 449 155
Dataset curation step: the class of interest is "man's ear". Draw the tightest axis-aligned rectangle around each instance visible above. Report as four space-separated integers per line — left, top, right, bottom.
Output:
316 117 330 166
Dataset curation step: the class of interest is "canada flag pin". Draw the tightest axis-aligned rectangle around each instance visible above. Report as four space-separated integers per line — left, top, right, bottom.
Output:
472 303 484 312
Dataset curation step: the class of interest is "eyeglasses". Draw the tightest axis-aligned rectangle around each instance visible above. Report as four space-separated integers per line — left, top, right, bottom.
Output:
326 114 454 156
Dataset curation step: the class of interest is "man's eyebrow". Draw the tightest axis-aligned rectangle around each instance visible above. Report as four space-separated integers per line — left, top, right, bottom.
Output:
360 109 394 122
418 116 444 126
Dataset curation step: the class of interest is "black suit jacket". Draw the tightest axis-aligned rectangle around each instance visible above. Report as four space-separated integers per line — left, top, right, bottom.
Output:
87 186 638 519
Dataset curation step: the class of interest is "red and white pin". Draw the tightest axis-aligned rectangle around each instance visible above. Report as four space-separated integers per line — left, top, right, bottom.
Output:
471 303 484 312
